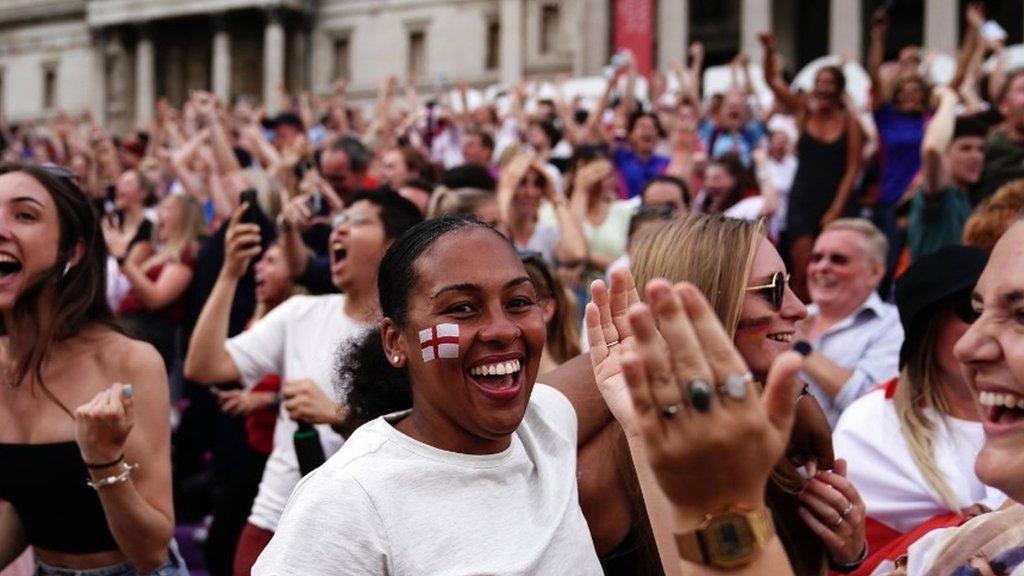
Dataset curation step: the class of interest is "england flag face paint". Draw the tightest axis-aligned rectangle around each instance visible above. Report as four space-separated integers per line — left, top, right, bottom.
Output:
419 323 460 363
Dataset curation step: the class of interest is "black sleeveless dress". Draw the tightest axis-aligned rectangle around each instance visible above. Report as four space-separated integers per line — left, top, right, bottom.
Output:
786 130 852 239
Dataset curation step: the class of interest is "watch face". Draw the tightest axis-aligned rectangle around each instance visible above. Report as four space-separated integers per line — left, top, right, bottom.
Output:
704 514 756 568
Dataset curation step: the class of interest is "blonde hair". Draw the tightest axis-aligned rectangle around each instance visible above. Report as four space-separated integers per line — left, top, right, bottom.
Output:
629 213 827 575
630 214 763 336
963 179 1024 251
426 187 494 220
823 217 888 263
893 312 962 511
155 195 207 265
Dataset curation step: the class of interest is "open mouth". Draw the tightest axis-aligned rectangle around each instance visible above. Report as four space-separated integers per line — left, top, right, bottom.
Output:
979 390 1024 427
332 243 347 264
0 254 23 279
766 332 793 343
466 358 524 402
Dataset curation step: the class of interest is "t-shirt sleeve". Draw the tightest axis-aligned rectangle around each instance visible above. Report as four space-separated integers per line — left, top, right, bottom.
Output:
251 471 390 576
224 297 298 389
529 383 579 445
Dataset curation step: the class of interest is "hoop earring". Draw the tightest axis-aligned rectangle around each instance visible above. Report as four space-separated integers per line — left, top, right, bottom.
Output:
62 262 71 277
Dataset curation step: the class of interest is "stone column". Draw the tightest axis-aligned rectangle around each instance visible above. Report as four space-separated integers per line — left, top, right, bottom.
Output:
212 17 231 104
134 26 154 123
499 0 523 85
925 0 958 55
658 0 687 70
741 0 771 61
830 0 863 61
91 30 108 126
263 9 285 114
578 0 610 75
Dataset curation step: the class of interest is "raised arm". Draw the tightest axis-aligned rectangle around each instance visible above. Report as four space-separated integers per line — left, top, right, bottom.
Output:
950 2 984 93
620 281 804 575
687 42 705 106
184 205 259 385
760 33 802 113
867 8 888 109
921 86 958 197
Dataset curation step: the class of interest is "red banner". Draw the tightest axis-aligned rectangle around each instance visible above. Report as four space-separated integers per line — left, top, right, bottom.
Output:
613 0 655 77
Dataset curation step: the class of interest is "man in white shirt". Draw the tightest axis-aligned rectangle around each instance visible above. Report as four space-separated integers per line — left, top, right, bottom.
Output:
184 189 423 573
796 218 903 426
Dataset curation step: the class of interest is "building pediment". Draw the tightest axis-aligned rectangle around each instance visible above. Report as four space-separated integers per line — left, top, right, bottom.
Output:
0 0 85 25
85 0 312 27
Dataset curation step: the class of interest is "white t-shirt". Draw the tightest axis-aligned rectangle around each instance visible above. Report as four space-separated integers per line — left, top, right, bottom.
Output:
252 384 603 576
834 386 1006 534
225 294 368 532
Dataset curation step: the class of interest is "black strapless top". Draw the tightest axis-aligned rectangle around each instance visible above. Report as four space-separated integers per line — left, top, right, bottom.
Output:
0 441 118 553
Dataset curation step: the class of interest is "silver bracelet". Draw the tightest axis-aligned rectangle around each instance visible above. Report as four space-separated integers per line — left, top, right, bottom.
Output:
86 462 139 490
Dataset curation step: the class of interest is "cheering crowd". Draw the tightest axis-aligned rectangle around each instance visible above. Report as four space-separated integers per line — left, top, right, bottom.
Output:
2 3 1024 575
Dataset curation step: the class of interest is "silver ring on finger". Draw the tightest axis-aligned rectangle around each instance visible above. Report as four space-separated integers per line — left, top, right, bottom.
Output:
831 515 844 528
718 372 753 400
686 378 714 413
661 402 685 418
841 503 854 518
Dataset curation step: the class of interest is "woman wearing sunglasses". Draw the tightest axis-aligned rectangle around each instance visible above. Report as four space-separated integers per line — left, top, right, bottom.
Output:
609 214 868 574
832 246 1007 571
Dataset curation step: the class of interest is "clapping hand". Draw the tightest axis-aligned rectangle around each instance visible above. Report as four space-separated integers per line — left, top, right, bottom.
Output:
586 268 642 436
618 280 806 520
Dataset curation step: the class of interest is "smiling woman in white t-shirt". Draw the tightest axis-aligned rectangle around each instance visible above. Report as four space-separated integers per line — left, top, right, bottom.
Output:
252 217 604 576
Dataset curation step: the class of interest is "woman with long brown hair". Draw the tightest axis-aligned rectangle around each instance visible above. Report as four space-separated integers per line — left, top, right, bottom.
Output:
0 163 183 574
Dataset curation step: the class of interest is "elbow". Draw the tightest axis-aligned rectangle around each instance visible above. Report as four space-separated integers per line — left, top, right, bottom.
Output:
183 353 213 385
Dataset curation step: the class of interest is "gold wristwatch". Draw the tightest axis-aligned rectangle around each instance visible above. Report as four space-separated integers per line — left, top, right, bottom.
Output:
675 508 775 569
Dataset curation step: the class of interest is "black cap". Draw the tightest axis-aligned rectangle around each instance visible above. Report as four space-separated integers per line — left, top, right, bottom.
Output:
895 245 988 366
262 111 305 132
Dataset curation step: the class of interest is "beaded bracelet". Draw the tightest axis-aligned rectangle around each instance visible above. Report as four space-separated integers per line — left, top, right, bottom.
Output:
86 462 139 491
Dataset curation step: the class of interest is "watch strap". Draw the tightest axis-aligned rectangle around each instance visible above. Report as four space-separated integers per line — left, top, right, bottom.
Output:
675 508 775 568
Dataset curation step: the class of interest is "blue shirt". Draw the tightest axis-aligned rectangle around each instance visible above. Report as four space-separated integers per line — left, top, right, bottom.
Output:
874 104 926 206
804 292 904 427
613 146 670 199
699 119 765 166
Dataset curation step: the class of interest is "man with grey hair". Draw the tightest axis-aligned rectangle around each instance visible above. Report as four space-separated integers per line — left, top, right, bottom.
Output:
796 218 904 426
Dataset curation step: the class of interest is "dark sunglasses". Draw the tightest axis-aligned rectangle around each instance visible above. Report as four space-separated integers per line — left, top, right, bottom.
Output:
746 271 791 312
810 251 851 266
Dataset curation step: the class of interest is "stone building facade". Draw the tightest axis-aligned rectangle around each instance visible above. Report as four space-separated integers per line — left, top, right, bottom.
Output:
0 0 1019 134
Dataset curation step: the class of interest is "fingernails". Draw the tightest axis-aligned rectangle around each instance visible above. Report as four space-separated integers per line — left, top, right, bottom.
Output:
805 459 818 477
122 384 134 398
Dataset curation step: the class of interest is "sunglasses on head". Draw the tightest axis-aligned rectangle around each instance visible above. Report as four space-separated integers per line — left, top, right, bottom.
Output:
810 251 851 266
746 271 790 312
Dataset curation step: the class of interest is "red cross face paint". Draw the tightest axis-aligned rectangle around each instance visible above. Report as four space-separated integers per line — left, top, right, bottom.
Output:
419 323 460 362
